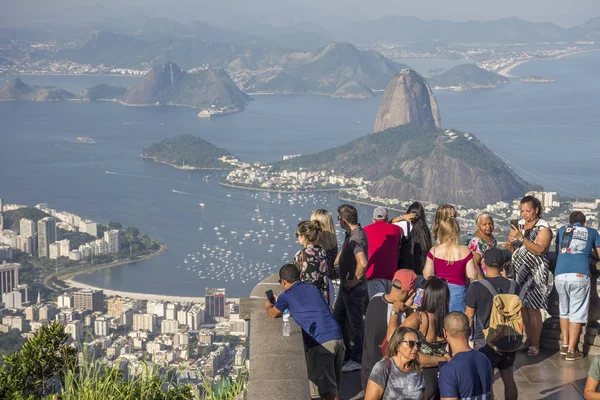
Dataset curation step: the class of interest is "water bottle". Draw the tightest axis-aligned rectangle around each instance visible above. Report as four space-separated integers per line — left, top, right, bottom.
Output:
282 308 291 337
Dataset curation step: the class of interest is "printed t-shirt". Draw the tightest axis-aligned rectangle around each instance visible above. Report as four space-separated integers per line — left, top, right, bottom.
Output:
439 349 492 400
555 223 600 276
339 226 369 284
364 220 401 280
465 276 519 340
275 281 342 348
369 358 425 400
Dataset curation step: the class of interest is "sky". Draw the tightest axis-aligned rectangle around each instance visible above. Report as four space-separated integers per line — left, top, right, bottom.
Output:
1 0 599 28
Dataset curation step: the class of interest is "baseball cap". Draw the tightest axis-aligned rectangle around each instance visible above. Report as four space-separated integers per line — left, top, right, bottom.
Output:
483 248 505 268
373 206 388 220
392 269 418 292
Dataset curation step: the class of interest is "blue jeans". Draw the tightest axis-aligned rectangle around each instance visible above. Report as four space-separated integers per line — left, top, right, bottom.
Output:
333 281 367 363
555 273 590 323
367 278 392 299
448 283 466 312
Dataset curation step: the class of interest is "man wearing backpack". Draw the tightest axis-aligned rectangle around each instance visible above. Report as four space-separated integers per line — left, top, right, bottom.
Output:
465 248 520 400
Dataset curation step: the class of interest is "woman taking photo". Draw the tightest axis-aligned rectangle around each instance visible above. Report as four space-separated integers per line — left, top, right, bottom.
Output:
468 211 498 276
294 220 330 305
506 195 552 357
392 202 433 283
387 277 451 400
424 218 478 312
366 327 426 400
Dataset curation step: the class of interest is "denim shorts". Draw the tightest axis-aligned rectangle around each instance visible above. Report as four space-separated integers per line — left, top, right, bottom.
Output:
555 273 590 323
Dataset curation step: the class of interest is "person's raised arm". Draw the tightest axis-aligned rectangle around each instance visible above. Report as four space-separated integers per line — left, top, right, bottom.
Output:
265 299 283 318
512 226 551 256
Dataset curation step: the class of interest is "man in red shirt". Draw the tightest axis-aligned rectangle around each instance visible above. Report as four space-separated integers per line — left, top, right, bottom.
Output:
364 206 402 299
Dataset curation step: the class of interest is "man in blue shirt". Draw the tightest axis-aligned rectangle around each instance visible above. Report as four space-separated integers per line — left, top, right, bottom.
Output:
439 312 493 400
555 211 600 361
265 264 345 400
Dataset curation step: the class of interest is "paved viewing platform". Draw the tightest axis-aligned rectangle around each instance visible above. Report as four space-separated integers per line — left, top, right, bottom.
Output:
242 256 600 400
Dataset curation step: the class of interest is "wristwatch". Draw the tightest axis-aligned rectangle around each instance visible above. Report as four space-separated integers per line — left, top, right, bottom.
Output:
390 310 398 316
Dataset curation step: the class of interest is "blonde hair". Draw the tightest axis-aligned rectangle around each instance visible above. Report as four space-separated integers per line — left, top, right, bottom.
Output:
385 327 421 373
310 209 337 250
437 217 461 263
433 204 455 242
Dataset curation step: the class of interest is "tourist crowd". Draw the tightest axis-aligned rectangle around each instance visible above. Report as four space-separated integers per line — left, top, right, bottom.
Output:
264 197 600 400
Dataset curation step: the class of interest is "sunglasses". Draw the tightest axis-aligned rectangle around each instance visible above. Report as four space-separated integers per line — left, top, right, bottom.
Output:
295 232 300 238
401 340 422 349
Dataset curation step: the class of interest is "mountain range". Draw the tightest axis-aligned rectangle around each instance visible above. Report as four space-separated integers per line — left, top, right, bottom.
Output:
0 78 75 101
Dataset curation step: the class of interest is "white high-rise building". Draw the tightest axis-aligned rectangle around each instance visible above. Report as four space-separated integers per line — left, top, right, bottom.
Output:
161 319 178 335
65 320 84 341
133 313 155 333
103 230 120 254
177 310 188 325
79 220 97 237
57 293 74 309
165 303 179 320
0 262 20 294
94 317 109 337
37 217 57 258
49 243 59 260
147 301 166 318
57 239 70 257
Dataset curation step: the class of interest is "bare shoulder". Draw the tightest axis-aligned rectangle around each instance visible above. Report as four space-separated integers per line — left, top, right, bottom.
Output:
401 311 420 329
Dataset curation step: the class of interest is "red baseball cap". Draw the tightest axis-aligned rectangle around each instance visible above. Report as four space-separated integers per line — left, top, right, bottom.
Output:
392 269 418 292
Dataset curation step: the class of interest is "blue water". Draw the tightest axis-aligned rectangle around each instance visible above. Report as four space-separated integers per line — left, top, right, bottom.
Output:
1 51 598 297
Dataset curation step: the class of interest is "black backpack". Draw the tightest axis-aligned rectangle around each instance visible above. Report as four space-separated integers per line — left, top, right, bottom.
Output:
398 223 415 271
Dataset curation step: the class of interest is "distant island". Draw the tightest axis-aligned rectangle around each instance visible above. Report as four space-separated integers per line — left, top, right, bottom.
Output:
80 84 127 101
427 64 509 90
520 76 556 83
121 62 251 115
0 78 76 101
141 134 240 170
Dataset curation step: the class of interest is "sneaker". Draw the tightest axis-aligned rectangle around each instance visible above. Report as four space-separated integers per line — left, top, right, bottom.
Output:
342 360 361 372
560 345 568 356
566 350 584 361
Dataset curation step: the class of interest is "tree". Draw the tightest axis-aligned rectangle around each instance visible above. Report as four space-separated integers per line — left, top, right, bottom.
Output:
0 321 77 398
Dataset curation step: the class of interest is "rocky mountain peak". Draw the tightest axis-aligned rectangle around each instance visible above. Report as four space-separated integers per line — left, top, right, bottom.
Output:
373 69 442 132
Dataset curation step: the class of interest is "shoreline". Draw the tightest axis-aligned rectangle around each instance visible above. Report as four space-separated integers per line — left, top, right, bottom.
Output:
53 244 167 285
219 181 346 194
497 48 600 78
140 155 231 171
65 279 239 303
338 196 406 213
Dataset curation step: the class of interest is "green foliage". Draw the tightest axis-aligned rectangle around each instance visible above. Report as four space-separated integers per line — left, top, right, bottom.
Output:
201 373 246 400
57 361 194 400
0 321 77 399
80 84 127 101
3 207 51 232
142 135 235 169
0 331 27 367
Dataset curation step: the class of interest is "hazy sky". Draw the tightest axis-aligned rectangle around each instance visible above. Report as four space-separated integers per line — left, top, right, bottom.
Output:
1 0 599 28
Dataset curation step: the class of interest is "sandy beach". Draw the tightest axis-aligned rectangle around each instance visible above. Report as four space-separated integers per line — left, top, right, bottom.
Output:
497 60 531 77
497 48 600 78
64 279 240 304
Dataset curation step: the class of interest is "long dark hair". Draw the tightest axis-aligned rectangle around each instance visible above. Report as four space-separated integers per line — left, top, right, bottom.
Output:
419 277 450 338
407 202 432 255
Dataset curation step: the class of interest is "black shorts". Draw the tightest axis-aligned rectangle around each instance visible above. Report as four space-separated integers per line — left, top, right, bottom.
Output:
478 344 516 370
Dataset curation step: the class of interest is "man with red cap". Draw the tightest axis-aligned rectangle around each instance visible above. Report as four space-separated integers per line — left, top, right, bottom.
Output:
360 269 418 390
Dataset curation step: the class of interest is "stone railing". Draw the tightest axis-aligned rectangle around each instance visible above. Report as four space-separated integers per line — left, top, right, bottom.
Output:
239 274 311 400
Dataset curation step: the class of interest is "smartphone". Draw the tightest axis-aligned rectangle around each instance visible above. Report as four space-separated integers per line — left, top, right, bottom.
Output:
413 288 424 307
265 290 275 304
510 218 519 230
